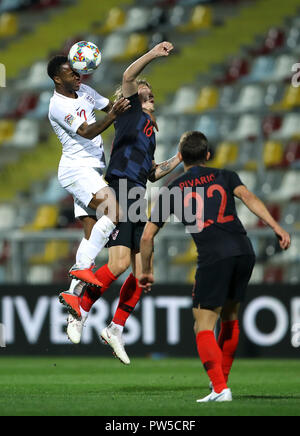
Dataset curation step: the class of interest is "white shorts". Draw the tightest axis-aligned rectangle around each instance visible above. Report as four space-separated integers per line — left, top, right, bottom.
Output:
58 166 108 218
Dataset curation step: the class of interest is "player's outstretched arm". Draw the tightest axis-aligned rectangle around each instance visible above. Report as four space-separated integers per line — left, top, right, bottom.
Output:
122 41 174 98
139 222 160 292
234 185 291 250
148 152 182 183
77 97 131 139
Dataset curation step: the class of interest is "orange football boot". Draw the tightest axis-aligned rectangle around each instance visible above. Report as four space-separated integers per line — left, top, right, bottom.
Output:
59 291 82 320
69 264 103 288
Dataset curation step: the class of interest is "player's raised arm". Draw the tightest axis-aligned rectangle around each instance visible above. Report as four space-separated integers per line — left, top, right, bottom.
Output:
234 185 291 250
148 152 182 183
77 97 131 139
122 41 174 98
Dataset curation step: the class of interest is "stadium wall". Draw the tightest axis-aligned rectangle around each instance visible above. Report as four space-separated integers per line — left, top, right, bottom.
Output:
0 285 299 358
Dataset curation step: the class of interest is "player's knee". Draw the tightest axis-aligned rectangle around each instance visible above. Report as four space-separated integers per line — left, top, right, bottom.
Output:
109 258 131 277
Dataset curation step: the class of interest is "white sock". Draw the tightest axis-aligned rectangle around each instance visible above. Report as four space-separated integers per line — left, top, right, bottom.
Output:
110 322 124 334
68 279 85 296
80 307 89 322
77 216 116 268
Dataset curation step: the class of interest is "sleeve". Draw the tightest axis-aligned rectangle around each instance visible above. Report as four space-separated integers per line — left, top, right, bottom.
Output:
80 84 109 111
226 170 245 193
50 103 84 136
149 185 175 228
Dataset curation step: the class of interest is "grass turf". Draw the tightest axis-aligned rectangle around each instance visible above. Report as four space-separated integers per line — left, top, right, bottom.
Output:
0 357 299 416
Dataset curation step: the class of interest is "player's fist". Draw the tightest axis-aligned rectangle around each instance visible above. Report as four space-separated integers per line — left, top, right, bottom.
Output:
139 273 154 293
151 41 174 58
274 226 291 251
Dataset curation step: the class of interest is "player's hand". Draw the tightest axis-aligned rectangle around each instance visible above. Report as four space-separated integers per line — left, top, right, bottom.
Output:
274 225 291 250
139 273 154 293
111 97 131 117
151 41 174 58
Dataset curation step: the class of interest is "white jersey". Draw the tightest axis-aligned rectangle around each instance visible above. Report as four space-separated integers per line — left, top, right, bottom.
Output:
48 84 109 169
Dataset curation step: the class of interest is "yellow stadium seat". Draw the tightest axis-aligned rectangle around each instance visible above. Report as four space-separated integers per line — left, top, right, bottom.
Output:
179 6 213 33
114 33 148 61
0 13 18 38
23 205 59 231
30 240 70 265
0 120 15 145
263 141 284 168
172 240 197 265
272 85 300 111
187 265 197 284
210 142 238 168
188 86 219 113
96 7 126 35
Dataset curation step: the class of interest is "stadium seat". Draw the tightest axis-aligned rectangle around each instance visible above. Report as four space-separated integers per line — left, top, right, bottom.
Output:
257 204 281 228
113 33 148 62
236 141 260 170
0 120 15 145
18 61 53 90
26 91 52 119
193 114 219 141
227 115 261 141
7 119 39 149
178 5 213 32
0 0 23 14
285 264 300 284
272 85 300 111
27 266 53 284
258 170 285 197
172 240 197 265
209 141 238 168
8 93 39 119
242 56 275 83
165 86 198 114
237 170 257 191
189 86 219 113
268 170 300 201
263 266 284 283
285 26 300 52
263 141 284 168
280 202 300 228
0 204 17 230
229 85 265 113
235 202 259 229
23 205 59 231
121 7 151 33
282 139 300 167
251 27 285 55
29 240 70 265
271 113 300 140
262 114 282 138
215 57 249 85
249 264 264 284
32 176 68 205
155 116 179 143
0 12 18 38
268 54 297 82
31 0 60 10
96 7 126 35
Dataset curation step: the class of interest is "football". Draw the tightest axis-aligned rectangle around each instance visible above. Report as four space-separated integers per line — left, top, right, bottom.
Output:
68 41 102 75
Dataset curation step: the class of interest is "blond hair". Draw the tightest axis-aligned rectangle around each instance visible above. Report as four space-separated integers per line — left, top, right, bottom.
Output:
114 78 152 101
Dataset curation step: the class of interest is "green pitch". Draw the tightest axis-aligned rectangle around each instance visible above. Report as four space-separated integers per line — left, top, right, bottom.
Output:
0 357 299 416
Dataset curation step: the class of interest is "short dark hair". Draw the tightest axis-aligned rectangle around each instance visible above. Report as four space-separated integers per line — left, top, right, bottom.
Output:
47 55 69 80
179 131 209 165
